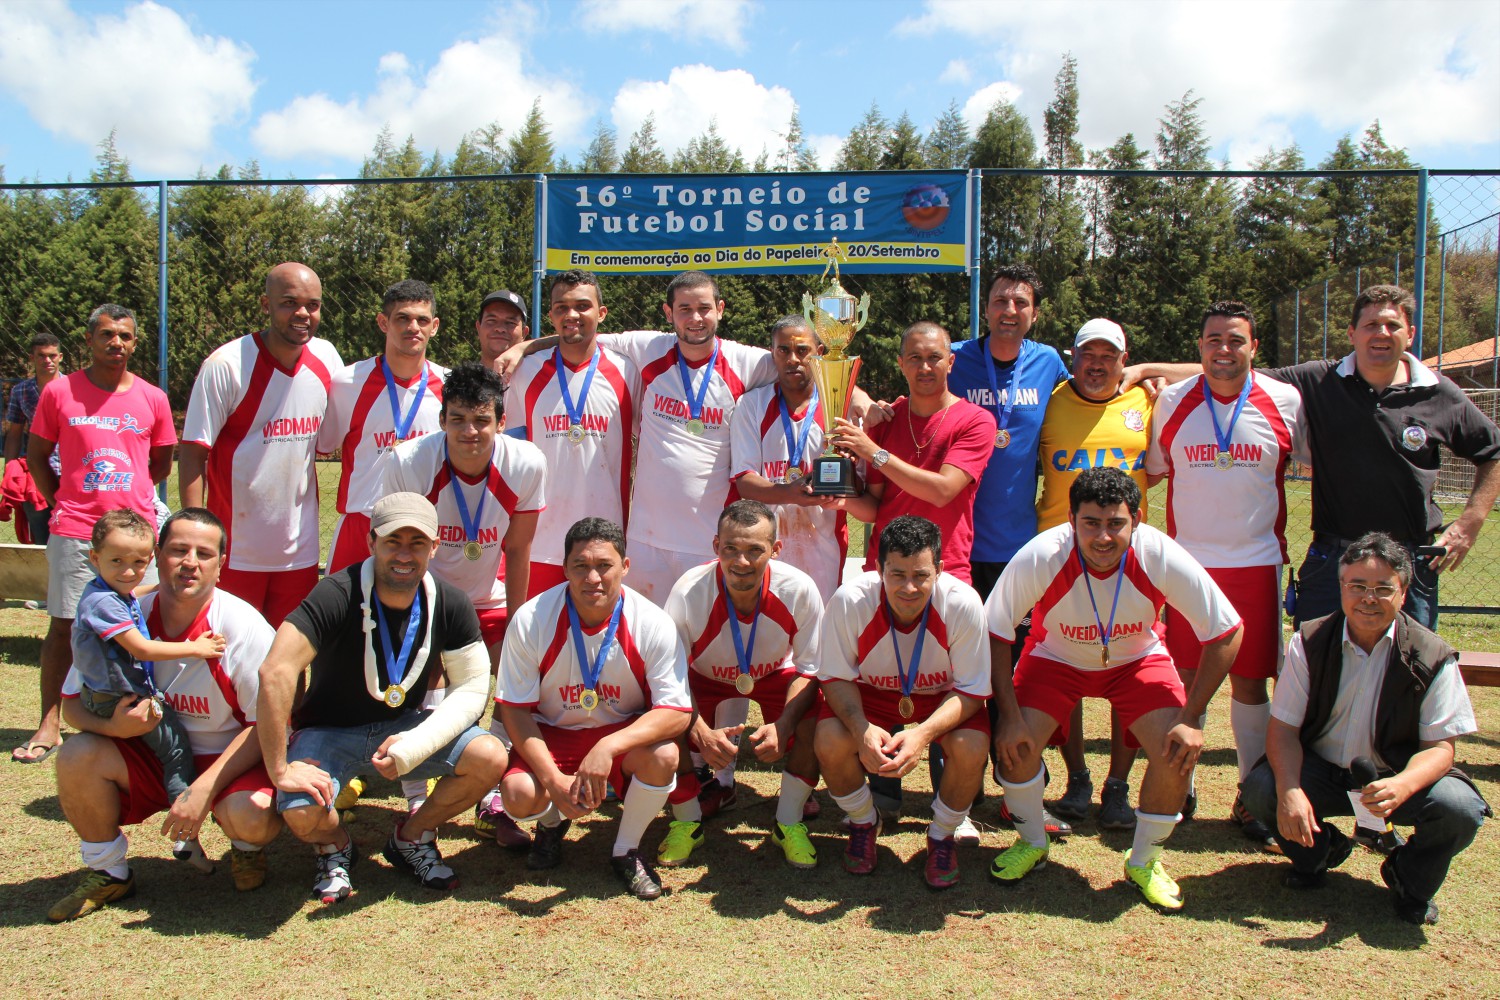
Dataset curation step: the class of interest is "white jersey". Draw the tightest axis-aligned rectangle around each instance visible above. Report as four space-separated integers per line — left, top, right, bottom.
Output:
319 356 449 516
729 383 848 601
1146 371 1306 567
986 522 1241 671
181 334 342 571
504 344 639 565
382 432 545 609
608 331 776 554
62 589 275 755
498 584 692 729
819 571 990 699
665 560 823 686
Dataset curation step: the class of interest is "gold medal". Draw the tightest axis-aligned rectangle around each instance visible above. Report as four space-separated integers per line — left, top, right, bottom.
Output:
898 695 915 720
784 466 801 483
579 688 599 712
384 685 406 708
1215 451 1234 471
464 540 483 561
1100 646 1110 668
567 423 586 444
994 428 1011 449
735 673 755 695
686 418 706 436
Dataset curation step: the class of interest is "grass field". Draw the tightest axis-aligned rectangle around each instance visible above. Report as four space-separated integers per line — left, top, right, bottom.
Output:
1 472 1498 998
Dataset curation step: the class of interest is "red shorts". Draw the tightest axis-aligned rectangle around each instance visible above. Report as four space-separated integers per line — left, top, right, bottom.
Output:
217 565 320 628
817 685 991 737
115 740 275 826
504 720 634 793
527 561 567 600
1165 564 1280 681
1012 650 1185 750
477 606 509 649
691 669 820 738
325 513 372 576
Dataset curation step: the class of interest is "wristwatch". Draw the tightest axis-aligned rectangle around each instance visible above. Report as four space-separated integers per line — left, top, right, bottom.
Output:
870 449 891 469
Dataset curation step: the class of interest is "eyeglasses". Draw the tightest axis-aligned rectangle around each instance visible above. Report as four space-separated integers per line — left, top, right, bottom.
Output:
1342 582 1400 600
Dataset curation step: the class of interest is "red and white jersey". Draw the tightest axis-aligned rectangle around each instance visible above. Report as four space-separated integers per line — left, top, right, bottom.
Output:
182 334 342 571
498 584 691 729
819 571 990 699
62 589 275 755
1146 371 1306 567
504 344 639 564
664 560 823 686
382 432 545 609
609 331 776 554
986 522 1241 672
729 383 848 601
319 356 449 516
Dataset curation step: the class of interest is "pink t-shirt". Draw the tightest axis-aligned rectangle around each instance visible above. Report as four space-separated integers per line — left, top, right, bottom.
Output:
31 371 177 539
863 396 996 584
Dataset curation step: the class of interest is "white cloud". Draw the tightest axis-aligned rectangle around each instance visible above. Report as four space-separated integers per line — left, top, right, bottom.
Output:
0 1 255 174
808 134 843 171
940 59 972 84
962 82 1023 129
612 65 796 162
898 0 1500 166
579 0 755 51
251 31 592 164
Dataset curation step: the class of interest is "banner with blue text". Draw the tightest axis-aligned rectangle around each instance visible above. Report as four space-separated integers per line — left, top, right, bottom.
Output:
545 171 969 275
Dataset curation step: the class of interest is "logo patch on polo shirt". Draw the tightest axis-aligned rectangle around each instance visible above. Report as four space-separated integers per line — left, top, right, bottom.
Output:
1401 425 1428 451
1122 408 1146 433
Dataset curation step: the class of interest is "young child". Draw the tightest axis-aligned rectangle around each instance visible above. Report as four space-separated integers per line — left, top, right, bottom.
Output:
71 509 226 870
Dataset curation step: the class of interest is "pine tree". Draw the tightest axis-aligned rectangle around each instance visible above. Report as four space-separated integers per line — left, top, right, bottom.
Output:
621 114 671 173
879 112 925 170
923 100 970 169
970 99 1041 280
580 120 620 173
834 104 888 171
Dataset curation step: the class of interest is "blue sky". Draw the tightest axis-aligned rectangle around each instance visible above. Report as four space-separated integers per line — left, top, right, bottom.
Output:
1 0 1496 182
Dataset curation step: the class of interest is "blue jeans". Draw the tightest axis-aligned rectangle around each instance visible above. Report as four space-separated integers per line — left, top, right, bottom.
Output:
1293 538 1439 629
1241 753 1487 901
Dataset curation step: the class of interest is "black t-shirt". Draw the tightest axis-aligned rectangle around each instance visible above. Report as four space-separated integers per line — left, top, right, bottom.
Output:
285 565 483 730
1267 359 1500 542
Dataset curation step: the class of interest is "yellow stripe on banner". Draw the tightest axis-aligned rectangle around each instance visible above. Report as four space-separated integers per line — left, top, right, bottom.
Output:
545 242 966 273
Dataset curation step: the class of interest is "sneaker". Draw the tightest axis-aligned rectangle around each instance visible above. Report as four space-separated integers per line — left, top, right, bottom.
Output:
1283 824 1354 889
47 869 135 922
474 797 500 836
1229 792 1277 850
843 816 882 875
1052 770 1094 822
1181 789 1198 821
172 837 216 874
1098 778 1137 830
476 798 533 851
1352 824 1406 855
23 600 47 612
611 849 663 900
997 798 1073 838
697 778 738 820
334 775 365 817
871 788 903 824
229 848 267 891
656 820 705 867
771 821 817 869
527 819 570 871
1381 852 1439 926
989 839 1049 884
802 793 822 822
953 815 981 847
924 834 960 889
313 838 356 904
384 823 459 891
1124 856 1184 911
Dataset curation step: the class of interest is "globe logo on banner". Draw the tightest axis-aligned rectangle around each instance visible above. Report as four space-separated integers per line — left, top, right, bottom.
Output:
901 184 951 230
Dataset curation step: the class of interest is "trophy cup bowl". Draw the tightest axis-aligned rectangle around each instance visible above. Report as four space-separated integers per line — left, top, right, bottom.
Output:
804 282 868 497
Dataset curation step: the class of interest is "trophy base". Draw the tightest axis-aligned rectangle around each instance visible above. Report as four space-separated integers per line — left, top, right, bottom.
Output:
808 455 861 497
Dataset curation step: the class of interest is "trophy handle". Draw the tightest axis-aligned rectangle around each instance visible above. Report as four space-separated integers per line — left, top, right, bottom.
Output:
801 291 815 327
854 292 870 333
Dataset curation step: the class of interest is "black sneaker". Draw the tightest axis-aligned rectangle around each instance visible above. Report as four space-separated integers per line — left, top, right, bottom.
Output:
610 848 663 899
1181 789 1198 821
1381 852 1439 925
383 824 459 890
527 819 570 871
1283 824 1353 889
1230 792 1277 851
1352 824 1406 855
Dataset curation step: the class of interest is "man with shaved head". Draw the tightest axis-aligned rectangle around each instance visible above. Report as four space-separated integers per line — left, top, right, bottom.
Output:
180 263 343 626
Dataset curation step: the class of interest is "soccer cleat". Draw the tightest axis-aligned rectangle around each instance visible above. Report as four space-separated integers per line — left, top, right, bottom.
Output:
173 837 215 874
1229 792 1277 850
476 798 533 851
1098 777 1137 830
924 834 960 889
771 821 817 869
997 798 1073 838
1381 852 1439 925
843 816 882 875
229 848 268 892
527 819 570 871
1052 770 1094 822
1124 856 1184 911
384 824 459 891
990 839 1049 883
473 798 500 836
1283 824 1353 889
611 849 664 900
334 775 366 821
656 820 705 867
953 815 981 848
47 869 135 922
697 778 739 820
312 839 356 904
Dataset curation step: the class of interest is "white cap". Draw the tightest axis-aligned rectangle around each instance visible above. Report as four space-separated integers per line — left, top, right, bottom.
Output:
1073 318 1126 352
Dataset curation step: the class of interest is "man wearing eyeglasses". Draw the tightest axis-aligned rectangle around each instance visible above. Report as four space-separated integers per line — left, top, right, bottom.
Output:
1240 532 1487 926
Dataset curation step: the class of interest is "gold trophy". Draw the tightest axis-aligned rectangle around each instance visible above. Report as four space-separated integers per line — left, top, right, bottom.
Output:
803 239 869 497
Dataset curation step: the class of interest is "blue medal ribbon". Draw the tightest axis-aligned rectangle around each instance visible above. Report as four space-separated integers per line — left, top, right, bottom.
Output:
884 597 931 699
375 592 423 692
443 441 488 545
381 358 428 441
777 386 820 474
983 344 1019 436
719 570 763 683
1205 374 1252 458
676 342 720 424
1077 546 1126 664
555 347 600 431
566 591 624 696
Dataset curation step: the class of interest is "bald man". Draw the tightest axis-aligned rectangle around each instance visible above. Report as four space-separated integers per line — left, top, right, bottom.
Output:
181 263 344 626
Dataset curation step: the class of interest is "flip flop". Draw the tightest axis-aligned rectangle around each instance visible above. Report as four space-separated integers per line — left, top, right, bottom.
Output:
11 740 59 764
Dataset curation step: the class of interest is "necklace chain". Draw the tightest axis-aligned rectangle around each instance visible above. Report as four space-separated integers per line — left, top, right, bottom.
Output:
907 395 955 458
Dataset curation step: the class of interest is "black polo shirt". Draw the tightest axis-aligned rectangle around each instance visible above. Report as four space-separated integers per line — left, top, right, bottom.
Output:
1265 355 1500 543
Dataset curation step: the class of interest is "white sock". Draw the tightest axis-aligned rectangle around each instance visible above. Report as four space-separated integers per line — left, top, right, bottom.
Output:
614 778 674 856
774 773 815 828
395 819 435 845
713 698 751 785
80 834 129 880
480 788 502 812
999 767 1048 848
673 797 704 823
1230 698 1272 784
832 785 877 827
928 793 969 841
229 839 259 852
1128 810 1181 868
689 750 706 771
401 778 429 810
537 804 564 828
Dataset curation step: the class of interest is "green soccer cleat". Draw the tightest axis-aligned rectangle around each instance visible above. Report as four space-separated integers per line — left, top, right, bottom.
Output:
656 820 705 867
989 838 1049 884
1124 856 1184 911
771 821 817 869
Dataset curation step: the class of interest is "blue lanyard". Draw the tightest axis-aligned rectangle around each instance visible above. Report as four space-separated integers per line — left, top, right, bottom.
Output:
555 347 600 429
381 358 428 440
375 594 423 689
1205 375 1252 455
777 386 820 471
884 598 931 698
676 342 720 422
443 442 488 543
566 592 623 692
983 343 1019 434
1077 547 1126 660
719 571 763 680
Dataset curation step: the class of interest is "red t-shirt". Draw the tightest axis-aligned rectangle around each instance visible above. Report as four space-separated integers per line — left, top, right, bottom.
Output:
863 396 996 583
30 371 177 539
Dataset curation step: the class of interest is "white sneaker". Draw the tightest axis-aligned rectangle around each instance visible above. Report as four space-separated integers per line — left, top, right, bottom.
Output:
954 815 981 848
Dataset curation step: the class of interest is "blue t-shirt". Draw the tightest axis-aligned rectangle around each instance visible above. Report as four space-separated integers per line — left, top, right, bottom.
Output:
948 336 1069 563
71 577 154 698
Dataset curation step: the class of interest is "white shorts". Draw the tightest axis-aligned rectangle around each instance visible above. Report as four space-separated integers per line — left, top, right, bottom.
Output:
48 533 158 619
626 543 713 607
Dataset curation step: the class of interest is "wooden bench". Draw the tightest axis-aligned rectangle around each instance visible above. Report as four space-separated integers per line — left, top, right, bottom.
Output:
1457 651 1500 688
0 542 48 604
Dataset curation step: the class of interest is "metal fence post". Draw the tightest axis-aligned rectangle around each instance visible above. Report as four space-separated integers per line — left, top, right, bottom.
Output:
1493 214 1500 387
1294 289 1300 363
1322 279 1329 361
968 168 982 340
531 174 546 338
157 179 169 502
1413 167 1428 355
1436 232 1447 367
